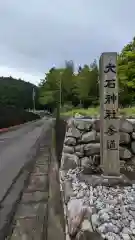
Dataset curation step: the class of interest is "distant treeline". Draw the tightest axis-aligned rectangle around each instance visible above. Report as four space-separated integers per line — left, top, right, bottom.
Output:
0 77 42 128
0 76 43 110
38 37 135 111
0 105 40 128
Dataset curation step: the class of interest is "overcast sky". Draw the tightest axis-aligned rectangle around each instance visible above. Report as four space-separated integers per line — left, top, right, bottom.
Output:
0 0 135 85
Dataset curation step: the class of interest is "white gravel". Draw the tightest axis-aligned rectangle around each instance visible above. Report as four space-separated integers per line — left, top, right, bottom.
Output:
60 168 135 240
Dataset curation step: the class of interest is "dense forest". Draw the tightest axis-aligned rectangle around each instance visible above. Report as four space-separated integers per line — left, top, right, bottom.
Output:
39 37 135 111
0 76 42 110
0 77 42 128
0 36 135 115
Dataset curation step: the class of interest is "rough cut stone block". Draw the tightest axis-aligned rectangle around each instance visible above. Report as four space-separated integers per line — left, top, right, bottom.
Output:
120 160 126 167
81 219 93 232
64 179 75 204
67 118 74 128
68 208 86 237
93 120 100 132
84 143 100 156
131 142 135 154
120 132 130 144
132 132 135 140
63 145 74 154
119 147 132 160
64 137 76 146
75 231 103 240
61 153 79 170
81 131 96 143
93 155 100 166
120 119 133 133
131 157 135 165
74 120 93 131
95 132 100 142
66 126 81 139
81 157 93 169
76 152 84 158
79 174 131 187
100 52 120 175
75 145 84 153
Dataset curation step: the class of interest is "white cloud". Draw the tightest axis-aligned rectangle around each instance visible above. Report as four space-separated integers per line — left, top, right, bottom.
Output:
0 0 135 83
0 66 43 85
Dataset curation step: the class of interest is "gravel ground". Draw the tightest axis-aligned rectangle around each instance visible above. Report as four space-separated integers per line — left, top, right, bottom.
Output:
60 168 135 240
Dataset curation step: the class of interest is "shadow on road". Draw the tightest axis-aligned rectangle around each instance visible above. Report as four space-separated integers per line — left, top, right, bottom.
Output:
55 118 67 167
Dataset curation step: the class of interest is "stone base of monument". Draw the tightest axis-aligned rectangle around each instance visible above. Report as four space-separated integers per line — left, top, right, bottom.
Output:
101 174 132 186
79 173 132 187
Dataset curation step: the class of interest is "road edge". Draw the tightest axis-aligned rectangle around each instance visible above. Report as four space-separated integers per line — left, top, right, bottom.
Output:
0 121 51 240
0 119 39 134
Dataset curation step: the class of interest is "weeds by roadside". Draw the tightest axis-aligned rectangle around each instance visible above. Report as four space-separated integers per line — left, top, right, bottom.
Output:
61 106 135 117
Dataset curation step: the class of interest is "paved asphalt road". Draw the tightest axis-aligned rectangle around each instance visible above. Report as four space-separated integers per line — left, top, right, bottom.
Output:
0 118 52 202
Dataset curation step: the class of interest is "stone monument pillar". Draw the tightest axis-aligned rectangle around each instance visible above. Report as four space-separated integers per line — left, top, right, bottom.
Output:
99 52 120 176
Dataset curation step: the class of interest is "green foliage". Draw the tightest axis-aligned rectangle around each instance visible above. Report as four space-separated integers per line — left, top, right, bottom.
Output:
39 60 99 110
1 37 135 114
0 76 42 109
38 36 135 110
0 105 40 128
118 38 135 106
61 106 135 117
0 77 42 128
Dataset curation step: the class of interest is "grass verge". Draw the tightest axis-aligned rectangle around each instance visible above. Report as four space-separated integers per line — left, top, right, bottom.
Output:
61 107 135 117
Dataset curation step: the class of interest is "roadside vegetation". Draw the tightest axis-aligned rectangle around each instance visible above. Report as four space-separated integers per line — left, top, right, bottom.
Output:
1 36 135 128
0 77 42 128
60 106 135 117
38 37 135 117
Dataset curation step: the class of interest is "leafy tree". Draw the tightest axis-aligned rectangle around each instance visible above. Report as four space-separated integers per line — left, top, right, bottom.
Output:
39 36 135 110
39 68 61 111
0 77 41 110
39 61 99 109
118 37 135 106
73 65 90 106
39 62 75 111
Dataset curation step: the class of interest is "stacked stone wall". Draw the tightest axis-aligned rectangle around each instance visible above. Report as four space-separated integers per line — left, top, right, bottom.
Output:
61 118 135 173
